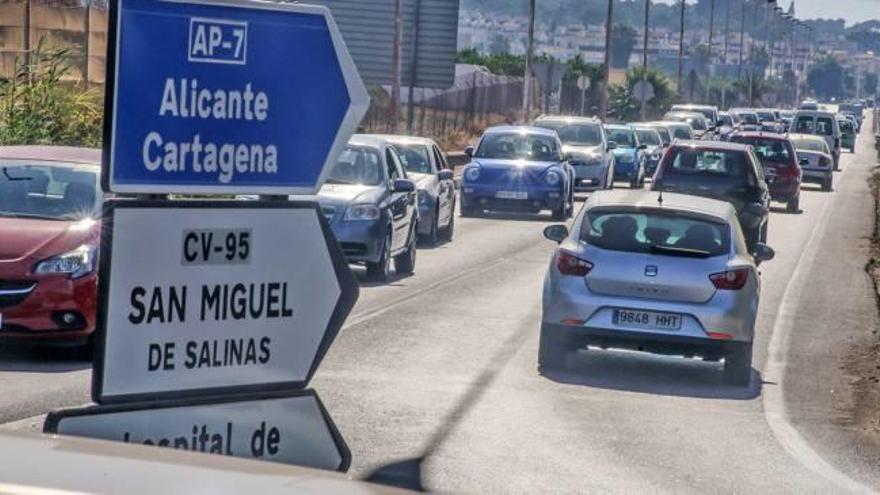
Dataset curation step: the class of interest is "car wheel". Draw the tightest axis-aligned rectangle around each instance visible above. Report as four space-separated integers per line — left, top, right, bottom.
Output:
786 194 800 214
723 342 753 386
760 221 768 243
630 178 642 189
422 208 440 246
441 204 455 242
850 146 855 153
551 202 567 221
822 177 833 192
460 203 478 218
366 231 392 282
538 324 569 374
394 224 417 275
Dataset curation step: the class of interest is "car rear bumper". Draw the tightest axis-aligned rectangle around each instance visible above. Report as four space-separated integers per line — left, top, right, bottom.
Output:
802 169 832 183
0 274 97 343
769 179 800 201
542 322 739 359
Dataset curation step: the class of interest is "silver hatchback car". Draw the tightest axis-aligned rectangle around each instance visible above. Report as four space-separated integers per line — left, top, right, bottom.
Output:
540 190 774 385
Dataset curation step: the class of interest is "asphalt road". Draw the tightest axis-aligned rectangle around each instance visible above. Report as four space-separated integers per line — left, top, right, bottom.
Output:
2 118 880 493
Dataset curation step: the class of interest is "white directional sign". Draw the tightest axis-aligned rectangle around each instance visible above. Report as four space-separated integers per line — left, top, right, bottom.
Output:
93 201 358 403
45 391 350 472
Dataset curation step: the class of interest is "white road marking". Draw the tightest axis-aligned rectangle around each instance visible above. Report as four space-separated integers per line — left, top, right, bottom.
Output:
762 163 876 494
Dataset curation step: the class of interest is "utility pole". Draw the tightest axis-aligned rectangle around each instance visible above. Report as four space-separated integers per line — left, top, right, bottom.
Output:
23 0 31 69
389 0 403 132
84 0 91 87
677 0 685 98
738 0 745 80
522 0 536 122
705 0 715 103
600 0 614 120
406 0 423 133
640 0 650 120
721 0 730 109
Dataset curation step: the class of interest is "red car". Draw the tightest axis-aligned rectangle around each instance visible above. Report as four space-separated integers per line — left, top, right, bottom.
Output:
729 132 802 213
0 146 101 349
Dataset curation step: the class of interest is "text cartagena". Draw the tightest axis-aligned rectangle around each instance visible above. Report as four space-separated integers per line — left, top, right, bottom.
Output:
141 78 278 184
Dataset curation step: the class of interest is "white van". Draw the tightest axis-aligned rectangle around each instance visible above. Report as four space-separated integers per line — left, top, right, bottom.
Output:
790 110 841 169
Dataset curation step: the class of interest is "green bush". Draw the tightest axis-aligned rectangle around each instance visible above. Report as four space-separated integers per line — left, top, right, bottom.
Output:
0 44 103 147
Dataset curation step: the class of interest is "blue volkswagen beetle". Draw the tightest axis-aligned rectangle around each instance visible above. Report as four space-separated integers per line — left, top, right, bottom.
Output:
460 126 574 220
604 124 646 189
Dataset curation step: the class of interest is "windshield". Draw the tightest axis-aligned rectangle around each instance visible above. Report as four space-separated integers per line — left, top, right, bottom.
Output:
730 136 794 165
0 162 99 220
394 143 434 174
581 210 730 257
756 111 775 122
670 125 692 139
661 147 749 180
534 122 603 146
652 126 672 144
635 129 660 146
790 137 829 153
719 115 734 127
838 120 854 133
325 146 383 185
605 128 636 147
475 132 561 161
735 112 760 125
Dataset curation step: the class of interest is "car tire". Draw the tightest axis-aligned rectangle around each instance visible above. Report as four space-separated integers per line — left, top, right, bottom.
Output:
538 324 569 374
394 224 417 275
822 177 833 192
460 203 478 218
366 231 392 282
423 208 440 246
441 205 455 242
551 202 567 221
786 194 800 214
723 342 753 386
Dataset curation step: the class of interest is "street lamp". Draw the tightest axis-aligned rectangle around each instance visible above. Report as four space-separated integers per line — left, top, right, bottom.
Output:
601 0 614 120
677 0 685 98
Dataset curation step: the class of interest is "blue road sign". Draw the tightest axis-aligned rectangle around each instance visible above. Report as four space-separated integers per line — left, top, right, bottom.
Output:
103 0 369 195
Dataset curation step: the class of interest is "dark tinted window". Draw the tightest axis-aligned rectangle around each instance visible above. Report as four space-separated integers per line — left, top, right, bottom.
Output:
475 133 561 161
581 210 730 257
816 117 834 136
661 147 750 180
635 130 660 146
729 136 794 165
605 128 636 147
534 122 603 146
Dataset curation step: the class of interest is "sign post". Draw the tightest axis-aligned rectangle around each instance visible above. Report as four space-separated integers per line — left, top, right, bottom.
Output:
45 0 367 473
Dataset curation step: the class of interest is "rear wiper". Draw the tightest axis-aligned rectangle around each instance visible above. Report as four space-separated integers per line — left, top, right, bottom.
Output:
1 168 32 181
649 244 713 258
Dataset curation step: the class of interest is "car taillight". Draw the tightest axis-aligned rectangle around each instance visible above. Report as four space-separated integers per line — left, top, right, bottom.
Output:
556 251 593 277
780 164 799 178
819 156 831 167
709 268 750 290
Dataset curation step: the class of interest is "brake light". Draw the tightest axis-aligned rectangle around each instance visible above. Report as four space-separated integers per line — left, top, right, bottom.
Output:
779 164 799 178
709 268 750 290
556 251 593 276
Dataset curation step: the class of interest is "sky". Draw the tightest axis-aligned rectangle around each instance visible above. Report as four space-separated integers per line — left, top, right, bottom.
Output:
653 0 880 26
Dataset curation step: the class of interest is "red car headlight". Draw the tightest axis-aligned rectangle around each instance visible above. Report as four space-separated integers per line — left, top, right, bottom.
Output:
34 244 98 279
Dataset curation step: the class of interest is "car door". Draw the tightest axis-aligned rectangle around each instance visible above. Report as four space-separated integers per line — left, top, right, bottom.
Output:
385 147 413 252
431 145 455 227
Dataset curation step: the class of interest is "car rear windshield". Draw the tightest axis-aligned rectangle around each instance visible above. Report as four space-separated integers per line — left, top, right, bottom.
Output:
635 130 660 146
652 127 671 143
735 112 760 125
669 125 692 139
729 136 793 165
475 133 561 161
816 117 834 136
789 137 828 153
838 120 853 132
394 143 433 175
605 128 636 147
326 146 383 186
0 162 99 220
534 122 603 146
756 111 775 122
581 210 731 257
661 147 750 180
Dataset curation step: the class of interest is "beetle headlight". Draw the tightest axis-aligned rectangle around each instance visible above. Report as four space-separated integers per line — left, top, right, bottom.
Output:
464 167 480 182
34 245 97 279
545 169 561 186
344 204 381 221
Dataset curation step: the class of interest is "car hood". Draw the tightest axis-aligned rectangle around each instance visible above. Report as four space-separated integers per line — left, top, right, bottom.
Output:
563 144 604 158
0 217 98 263
313 183 384 207
469 158 561 172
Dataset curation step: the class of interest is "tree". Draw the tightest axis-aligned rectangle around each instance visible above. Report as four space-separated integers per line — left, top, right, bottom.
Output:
610 24 637 69
488 34 511 55
608 67 674 121
456 49 525 76
807 56 847 100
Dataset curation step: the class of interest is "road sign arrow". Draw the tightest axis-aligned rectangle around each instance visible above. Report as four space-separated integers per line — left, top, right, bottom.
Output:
45 389 351 472
103 0 369 195
92 200 358 404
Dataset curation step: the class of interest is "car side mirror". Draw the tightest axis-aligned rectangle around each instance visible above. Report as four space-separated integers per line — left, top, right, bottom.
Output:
464 146 475 157
563 151 574 161
799 158 809 166
543 224 569 244
752 243 775 265
607 141 617 151
392 178 415 193
637 144 648 150
438 170 454 181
